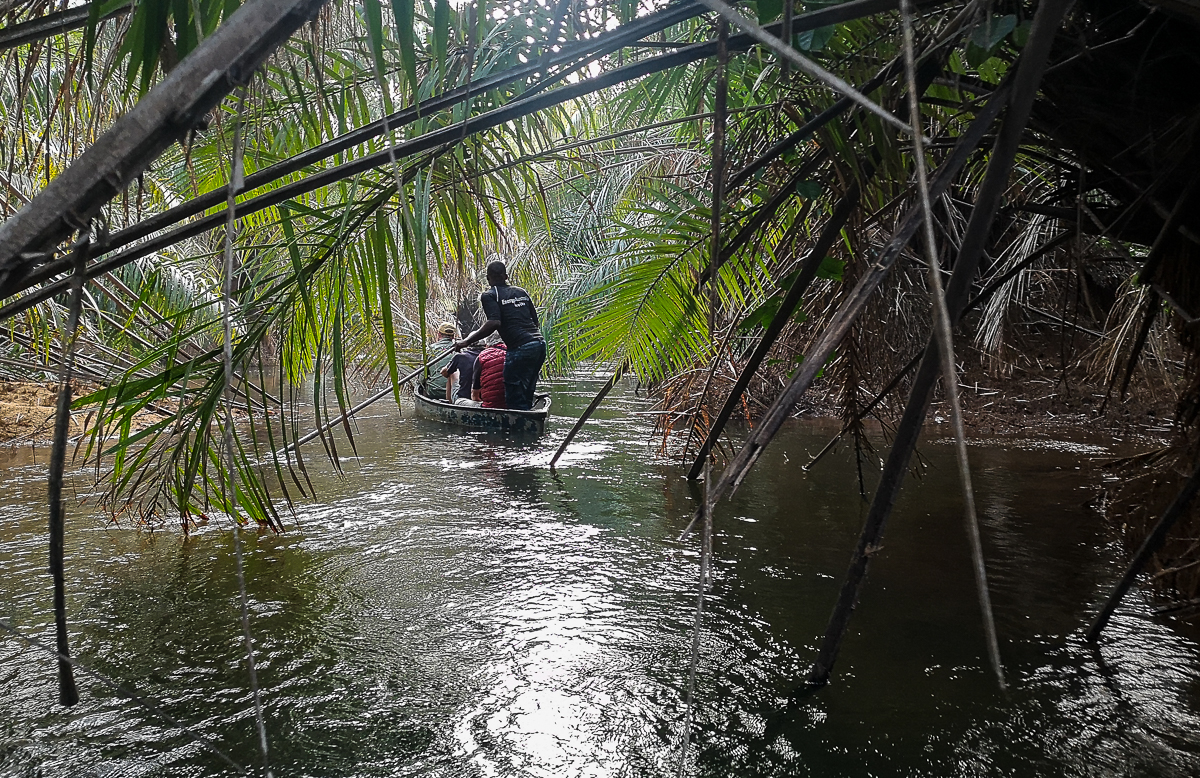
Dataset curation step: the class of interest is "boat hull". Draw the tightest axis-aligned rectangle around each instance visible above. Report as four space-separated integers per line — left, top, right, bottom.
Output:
412 390 550 435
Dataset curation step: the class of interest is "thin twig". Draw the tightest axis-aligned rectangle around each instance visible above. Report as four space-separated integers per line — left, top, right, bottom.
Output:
679 19 728 776
47 231 88 707
692 0 919 137
221 84 273 778
900 0 1004 690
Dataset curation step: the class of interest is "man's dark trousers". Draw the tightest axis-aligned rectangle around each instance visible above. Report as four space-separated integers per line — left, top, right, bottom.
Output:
504 340 546 410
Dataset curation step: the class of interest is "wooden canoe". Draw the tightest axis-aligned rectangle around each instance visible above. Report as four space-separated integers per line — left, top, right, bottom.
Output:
412 387 551 435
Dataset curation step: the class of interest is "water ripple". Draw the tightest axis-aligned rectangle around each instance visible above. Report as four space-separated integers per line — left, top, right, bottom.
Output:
0 376 1197 776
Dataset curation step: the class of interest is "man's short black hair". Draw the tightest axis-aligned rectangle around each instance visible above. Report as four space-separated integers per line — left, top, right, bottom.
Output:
486 259 507 280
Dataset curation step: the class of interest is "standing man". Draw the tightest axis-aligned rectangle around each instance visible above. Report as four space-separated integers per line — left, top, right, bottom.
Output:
452 260 546 410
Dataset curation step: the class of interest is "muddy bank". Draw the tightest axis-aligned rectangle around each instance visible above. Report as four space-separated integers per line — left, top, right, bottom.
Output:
792 336 1181 444
0 382 76 445
0 381 171 447
937 363 1176 441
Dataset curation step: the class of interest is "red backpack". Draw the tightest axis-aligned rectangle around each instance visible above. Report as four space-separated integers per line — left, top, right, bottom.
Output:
476 344 507 407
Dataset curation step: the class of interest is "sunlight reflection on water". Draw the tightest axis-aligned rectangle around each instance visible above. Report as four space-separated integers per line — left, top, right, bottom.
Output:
0 376 1197 776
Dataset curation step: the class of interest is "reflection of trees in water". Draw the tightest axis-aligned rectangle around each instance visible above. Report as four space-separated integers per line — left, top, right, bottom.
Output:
85 533 334 674
497 465 541 505
75 533 376 770
81 528 476 770
475 446 543 507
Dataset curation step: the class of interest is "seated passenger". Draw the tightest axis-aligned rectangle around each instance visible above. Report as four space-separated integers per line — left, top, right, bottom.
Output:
471 340 507 408
425 322 458 399
441 344 483 405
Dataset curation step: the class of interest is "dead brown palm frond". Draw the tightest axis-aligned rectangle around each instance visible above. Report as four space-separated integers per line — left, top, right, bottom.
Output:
1088 280 1154 391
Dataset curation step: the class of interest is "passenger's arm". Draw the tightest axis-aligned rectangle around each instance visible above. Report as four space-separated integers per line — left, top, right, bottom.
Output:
445 371 457 402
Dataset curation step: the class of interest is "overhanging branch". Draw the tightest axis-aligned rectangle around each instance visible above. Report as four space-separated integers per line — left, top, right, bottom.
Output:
0 0 940 322
0 3 132 52
0 0 331 294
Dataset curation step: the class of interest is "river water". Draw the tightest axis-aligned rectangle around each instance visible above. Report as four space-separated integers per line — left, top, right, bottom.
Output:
1 372 1199 777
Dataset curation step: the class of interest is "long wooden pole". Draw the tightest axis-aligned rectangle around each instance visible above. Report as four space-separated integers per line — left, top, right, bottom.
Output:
548 362 626 470
284 347 454 453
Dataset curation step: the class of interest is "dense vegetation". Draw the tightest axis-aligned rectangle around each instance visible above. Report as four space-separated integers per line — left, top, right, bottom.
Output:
0 0 1198 614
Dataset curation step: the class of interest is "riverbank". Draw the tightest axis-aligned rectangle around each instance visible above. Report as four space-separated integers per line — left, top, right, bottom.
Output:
0 382 77 445
0 363 1178 450
0 381 172 447
789 351 1181 444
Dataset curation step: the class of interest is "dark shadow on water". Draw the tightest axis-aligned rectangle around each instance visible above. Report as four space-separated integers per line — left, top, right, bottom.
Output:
494 461 542 503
